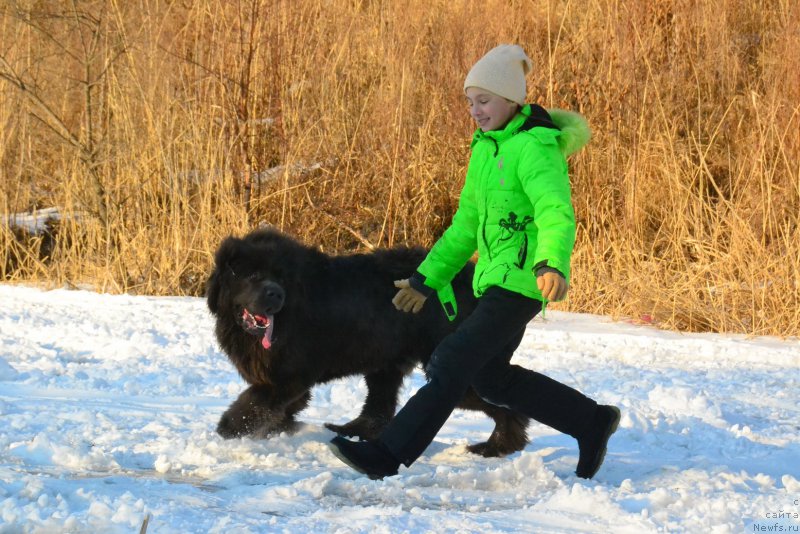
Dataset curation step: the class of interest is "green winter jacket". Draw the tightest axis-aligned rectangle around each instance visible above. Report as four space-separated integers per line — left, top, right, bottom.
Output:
416 104 591 319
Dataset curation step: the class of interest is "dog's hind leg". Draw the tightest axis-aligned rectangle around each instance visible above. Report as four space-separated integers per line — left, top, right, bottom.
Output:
325 367 405 440
456 387 530 458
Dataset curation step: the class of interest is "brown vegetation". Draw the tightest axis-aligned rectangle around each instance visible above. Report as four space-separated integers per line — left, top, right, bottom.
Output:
1 0 798 336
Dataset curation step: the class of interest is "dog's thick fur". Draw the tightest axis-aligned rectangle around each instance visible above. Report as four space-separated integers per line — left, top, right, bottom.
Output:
207 228 530 457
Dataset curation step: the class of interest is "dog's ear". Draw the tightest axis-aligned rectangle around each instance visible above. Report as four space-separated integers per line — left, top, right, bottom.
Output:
206 269 221 314
206 236 241 314
214 236 241 269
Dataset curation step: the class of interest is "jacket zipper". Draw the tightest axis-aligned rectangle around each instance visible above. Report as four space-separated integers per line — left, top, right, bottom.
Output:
480 148 493 262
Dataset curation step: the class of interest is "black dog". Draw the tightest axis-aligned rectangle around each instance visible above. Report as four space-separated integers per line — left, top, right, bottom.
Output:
207 228 530 457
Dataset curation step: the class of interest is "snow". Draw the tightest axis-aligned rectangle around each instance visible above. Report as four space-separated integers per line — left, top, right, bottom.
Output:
0 284 798 533
2 208 73 234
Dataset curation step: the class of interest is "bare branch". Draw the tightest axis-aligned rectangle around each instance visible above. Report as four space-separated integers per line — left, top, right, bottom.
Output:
69 0 91 59
1 4 80 62
0 54 87 157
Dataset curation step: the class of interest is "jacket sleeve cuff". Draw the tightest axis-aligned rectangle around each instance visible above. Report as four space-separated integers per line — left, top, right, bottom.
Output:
408 272 435 297
533 260 565 279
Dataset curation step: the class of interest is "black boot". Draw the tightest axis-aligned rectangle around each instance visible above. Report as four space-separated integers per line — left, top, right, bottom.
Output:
329 436 401 480
576 405 621 479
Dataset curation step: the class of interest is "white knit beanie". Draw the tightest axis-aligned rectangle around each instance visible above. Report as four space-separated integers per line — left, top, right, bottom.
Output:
463 44 532 105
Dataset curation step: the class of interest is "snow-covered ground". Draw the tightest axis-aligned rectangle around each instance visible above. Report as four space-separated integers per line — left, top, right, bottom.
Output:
0 285 798 533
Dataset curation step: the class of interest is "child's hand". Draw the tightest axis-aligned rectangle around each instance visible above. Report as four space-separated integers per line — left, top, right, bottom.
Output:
392 279 428 313
537 271 568 302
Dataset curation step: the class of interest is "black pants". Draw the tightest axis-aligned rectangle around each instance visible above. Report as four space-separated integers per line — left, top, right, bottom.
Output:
379 286 598 466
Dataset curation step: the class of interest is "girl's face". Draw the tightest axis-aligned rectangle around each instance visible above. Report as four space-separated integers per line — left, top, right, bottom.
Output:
465 87 519 132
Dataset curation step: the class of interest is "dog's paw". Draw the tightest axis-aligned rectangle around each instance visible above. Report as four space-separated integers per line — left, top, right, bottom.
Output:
324 422 362 438
466 440 499 457
218 408 299 440
216 413 247 439
466 440 522 458
324 417 385 440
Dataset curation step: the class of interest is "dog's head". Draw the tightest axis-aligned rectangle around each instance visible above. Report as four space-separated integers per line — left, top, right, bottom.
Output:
207 230 291 349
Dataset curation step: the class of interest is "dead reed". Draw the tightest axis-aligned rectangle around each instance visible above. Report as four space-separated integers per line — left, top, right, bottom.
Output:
1 0 798 336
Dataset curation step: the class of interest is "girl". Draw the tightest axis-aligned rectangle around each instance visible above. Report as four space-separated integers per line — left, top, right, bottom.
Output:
330 44 620 480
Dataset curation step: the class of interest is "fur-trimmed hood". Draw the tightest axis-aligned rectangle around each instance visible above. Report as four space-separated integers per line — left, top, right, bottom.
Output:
547 108 592 157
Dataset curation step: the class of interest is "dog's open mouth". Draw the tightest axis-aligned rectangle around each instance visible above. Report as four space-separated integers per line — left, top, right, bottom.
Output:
241 309 274 350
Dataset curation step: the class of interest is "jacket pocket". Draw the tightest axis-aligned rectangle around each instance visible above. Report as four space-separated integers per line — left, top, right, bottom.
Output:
476 262 513 293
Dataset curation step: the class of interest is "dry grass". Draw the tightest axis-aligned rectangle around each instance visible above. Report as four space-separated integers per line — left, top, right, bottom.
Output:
1 0 798 336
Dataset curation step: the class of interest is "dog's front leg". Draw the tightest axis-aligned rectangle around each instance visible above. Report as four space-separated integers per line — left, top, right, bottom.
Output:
325 367 405 440
216 383 311 439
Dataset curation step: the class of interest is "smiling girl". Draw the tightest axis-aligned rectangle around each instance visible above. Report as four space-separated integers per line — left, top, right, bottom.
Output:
330 44 620 481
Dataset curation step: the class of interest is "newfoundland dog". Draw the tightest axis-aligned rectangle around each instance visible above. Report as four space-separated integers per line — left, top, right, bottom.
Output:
207 228 530 457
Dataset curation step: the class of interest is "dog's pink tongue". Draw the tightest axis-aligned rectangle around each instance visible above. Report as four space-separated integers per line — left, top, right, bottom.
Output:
259 315 274 350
